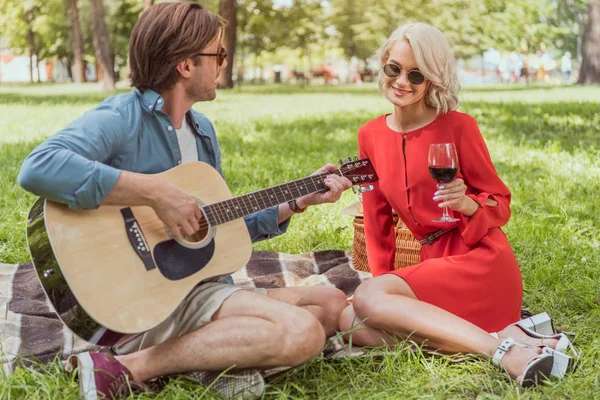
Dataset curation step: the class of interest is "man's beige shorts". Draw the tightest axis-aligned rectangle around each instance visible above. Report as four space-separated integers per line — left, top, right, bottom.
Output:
113 282 265 355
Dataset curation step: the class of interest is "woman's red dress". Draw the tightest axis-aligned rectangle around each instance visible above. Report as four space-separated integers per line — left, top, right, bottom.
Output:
358 111 522 332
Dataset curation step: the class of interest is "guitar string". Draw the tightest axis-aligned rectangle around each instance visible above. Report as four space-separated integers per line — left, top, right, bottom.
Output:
198 165 368 230
208 173 329 220
179 164 370 234
203 169 339 227
203 164 370 225
196 174 328 231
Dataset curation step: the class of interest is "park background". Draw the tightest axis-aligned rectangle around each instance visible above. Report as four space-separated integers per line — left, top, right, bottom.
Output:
1 0 599 399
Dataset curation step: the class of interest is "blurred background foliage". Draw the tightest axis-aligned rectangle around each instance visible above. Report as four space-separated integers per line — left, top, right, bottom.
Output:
0 0 597 90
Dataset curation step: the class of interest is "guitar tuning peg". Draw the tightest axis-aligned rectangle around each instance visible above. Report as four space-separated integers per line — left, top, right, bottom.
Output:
358 184 374 193
344 157 352 163
353 155 359 161
337 158 344 166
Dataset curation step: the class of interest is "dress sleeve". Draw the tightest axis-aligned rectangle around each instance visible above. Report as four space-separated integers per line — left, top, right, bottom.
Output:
358 128 396 276
458 117 511 247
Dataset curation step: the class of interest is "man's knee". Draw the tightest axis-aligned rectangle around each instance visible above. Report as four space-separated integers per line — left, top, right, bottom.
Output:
276 309 326 366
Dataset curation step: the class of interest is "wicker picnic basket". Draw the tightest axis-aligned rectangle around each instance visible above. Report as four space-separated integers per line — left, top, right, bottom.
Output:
352 215 421 273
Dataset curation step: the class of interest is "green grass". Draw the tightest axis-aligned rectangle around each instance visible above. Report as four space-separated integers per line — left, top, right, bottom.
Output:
1 82 599 398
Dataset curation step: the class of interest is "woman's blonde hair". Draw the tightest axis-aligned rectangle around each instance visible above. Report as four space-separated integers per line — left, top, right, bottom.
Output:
376 22 460 113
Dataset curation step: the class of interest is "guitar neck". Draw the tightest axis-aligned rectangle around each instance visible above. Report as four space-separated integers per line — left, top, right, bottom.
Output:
202 171 337 226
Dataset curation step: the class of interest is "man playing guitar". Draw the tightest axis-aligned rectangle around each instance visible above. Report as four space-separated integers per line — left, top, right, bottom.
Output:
18 2 352 398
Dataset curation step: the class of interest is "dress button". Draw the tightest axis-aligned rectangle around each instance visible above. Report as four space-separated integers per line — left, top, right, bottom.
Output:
167 125 173 131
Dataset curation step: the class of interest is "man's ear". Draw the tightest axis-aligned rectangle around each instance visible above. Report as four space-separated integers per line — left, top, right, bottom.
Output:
176 58 193 79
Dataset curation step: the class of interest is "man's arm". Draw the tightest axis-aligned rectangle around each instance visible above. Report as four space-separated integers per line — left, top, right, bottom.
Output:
18 108 125 210
242 164 353 242
101 171 203 237
18 106 202 238
276 163 352 224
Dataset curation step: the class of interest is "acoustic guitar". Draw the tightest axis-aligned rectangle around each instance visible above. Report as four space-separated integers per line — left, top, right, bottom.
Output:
26 158 378 345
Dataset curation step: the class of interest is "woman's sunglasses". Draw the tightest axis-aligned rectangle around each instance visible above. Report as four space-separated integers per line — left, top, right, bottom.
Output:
197 47 228 67
382 63 425 85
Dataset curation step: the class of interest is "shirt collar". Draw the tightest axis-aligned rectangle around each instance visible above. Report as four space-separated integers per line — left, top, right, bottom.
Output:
137 89 205 136
138 89 165 112
185 111 205 136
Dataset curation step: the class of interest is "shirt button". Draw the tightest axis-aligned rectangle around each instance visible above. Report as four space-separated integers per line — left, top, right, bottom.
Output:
177 160 182 165
157 99 163 104
167 125 173 131
148 105 153 110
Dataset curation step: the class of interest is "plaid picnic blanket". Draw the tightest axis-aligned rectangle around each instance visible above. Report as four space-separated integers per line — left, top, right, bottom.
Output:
0 250 368 397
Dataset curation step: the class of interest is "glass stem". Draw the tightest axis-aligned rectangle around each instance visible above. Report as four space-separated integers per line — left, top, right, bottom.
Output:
442 206 450 221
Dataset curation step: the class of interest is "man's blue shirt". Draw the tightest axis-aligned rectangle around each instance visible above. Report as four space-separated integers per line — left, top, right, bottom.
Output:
18 89 289 242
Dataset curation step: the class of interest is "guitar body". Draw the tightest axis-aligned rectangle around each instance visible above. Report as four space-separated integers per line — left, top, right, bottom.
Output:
26 157 378 345
27 162 251 344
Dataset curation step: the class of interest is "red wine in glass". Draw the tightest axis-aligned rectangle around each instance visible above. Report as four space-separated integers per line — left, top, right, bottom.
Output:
429 167 458 184
428 143 460 222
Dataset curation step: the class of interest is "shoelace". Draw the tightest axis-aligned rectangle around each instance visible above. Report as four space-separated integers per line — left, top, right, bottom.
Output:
108 372 150 397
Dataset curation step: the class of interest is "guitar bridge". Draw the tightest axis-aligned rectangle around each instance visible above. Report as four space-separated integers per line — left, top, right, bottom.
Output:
120 207 156 271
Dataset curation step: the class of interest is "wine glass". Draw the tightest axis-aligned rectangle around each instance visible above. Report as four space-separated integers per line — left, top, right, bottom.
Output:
428 143 460 222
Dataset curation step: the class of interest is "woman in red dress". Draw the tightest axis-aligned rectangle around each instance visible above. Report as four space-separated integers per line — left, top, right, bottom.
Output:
339 23 572 387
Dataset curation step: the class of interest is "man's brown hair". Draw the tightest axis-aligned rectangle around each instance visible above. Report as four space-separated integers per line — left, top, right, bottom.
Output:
129 1 225 92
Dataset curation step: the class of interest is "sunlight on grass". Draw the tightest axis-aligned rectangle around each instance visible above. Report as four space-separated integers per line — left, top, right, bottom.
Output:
0 83 599 399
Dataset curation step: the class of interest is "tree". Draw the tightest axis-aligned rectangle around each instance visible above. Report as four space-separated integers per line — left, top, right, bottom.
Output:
218 0 237 88
285 0 325 72
578 0 600 84
69 0 87 82
89 0 115 90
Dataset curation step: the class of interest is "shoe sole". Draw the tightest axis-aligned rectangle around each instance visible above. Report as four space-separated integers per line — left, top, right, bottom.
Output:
521 354 554 388
77 352 99 400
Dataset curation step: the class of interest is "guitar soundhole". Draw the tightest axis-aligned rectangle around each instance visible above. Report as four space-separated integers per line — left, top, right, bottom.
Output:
171 198 215 249
180 216 209 245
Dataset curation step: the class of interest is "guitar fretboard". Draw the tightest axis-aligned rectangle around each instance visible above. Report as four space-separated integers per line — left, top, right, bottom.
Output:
202 171 336 226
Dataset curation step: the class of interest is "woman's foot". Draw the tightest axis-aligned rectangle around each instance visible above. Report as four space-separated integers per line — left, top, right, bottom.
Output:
493 339 554 387
497 325 559 349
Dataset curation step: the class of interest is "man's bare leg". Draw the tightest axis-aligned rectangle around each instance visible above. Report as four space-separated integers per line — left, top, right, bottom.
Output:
115 290 327 382
266 286 348 336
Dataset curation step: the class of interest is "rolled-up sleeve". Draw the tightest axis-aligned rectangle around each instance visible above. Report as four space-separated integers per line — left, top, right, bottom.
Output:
458 117 511 247
244 207 290 242
18 107 125 210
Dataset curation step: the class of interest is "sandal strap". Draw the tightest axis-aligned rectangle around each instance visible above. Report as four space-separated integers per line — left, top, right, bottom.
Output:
492 337 516 366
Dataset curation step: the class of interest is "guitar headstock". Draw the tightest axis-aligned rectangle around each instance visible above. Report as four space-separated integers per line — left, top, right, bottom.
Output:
338 156 378 186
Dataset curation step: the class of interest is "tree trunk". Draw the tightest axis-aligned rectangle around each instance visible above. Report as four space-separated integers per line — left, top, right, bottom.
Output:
63 57 74 81
143 0 154 11
35 51 41 83
217 0 237 89
578 0 600 84
69 0 87 83
89 0 116 91
28 28 35 83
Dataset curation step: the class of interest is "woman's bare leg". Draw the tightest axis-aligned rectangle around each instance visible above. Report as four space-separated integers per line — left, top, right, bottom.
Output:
339 275 545 381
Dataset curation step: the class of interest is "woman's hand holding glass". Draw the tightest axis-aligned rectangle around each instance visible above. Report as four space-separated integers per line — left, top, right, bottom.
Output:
433 179 480 217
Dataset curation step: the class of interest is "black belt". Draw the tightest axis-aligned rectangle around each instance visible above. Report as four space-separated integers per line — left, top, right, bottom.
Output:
419 228 453 245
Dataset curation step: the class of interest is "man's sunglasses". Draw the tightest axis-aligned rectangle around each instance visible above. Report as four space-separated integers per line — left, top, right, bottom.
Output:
382 63 426 85
197 47 228 67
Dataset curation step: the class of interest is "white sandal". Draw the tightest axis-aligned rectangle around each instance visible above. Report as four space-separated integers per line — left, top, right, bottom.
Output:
512 321 577 356
517 312 555 335
492 338 554 388
491 314 577 379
